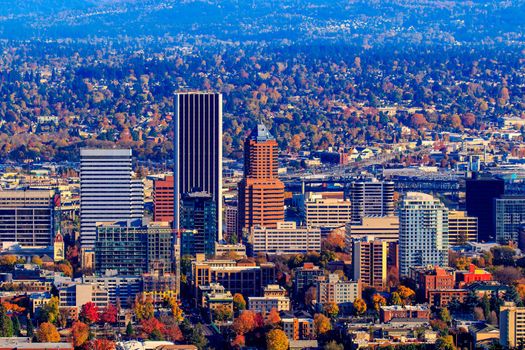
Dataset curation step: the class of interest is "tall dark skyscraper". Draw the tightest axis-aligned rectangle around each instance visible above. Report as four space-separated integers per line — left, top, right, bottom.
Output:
180 191 217 256
174 92 222 241
466 175 505 242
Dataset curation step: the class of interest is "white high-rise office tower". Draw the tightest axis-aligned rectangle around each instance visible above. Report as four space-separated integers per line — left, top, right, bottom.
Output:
399 192 449 277
80 148 144 250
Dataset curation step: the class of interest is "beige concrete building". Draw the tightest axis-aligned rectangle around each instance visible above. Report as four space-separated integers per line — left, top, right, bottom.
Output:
448 210 478 245
345 216 399 254
304 193 352 230
250 221 321 255
500 302 525 348
317 273 361 307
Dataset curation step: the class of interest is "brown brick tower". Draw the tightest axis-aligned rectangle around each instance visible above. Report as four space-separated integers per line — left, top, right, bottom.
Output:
238 124 285 237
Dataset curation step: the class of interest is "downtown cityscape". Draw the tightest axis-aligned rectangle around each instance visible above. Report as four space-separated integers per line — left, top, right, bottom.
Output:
0 1 525 350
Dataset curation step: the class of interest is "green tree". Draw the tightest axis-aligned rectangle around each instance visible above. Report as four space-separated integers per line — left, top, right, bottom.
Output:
439 308 451 324
390 292 402 305
26 317 34 338
482 294 491 319
0 305 13 337
436 336 455 350
39 297 59 324
12 316 20 336
233 293 246 312
190 324 208 350
125 322 134 337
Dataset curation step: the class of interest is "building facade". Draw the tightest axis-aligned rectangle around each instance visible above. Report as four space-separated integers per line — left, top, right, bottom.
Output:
495 196 525 243
0 189 57 247
317 274 361 307
95 220 173 275
352 239 388 291
80 148 143 250
466 176 504 242
448 210 478 245
350 179 395 224
153 175 174 223
238 124 284 235
399 192 449 277
500 302 525 348
180 191 217 256
304 194 352 231
173 92 223 241
249 222 321 256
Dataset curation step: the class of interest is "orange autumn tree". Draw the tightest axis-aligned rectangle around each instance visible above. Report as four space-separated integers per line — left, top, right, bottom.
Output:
71 321 89 347
266 329 289 350
265 308 281 326
36 322 60 342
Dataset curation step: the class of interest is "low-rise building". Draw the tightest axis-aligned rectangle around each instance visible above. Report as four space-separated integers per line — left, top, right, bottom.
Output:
249 222 321 256
248 296 290 313
58 283 109 310
380 305 431 323
409 266 455 301
293 263 324 295
456 264 492 286
317 274 361 310
281 317 315 341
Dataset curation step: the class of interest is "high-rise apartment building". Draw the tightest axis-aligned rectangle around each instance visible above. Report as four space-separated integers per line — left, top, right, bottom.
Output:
173 92 222 241
466 176 504 242
495 196 525 243
352 239 388 291
448 210 478 245
399 192 449 277
180 191 217 256
153 175 174 223
95 219 173 275
238 124 284 235
500 302 525 348
80 148 143 249
0 189 57 246
350 179 395 224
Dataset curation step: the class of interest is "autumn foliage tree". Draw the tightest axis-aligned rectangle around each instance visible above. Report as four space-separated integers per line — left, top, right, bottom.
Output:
80 302 99 324
313 313 331 335
99 304 117 324
353 298 367 315
265 307 281 326
36 322 60 342
91 339 116 350
323 302 339 318
233 293 246 312
266 329 289 350
232 310 256 335
71 321 90 347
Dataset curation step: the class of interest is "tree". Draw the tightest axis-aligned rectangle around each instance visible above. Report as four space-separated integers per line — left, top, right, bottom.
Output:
439 308 451 324
232 310 256 335
372 294 387 312
171 302 184 323
436 335 455 350
488 311 498 326
473 307 485 321
31 256 43 266
305 286 317 305
390 292 402 305
265 308 281 326
0 305 13 337
36 322 60 342
71 321 90 347
100 304 118 324
39 297 59 324
141 317 165 339
233 293 246 312
189 324 208 350
324 341 344 350
324 230 345 251
213 304 233 322
12 316 20 336
353 298 367 316
0 255 17 267
163 323 183 342
266 329 289 350
26 317 34 338
397 286 415 304
133 295 154 321
324 302 340 318
494 266 522 284
80 302 99 324
314 313 331 335
91 339 116 350
506 285 524 306
125 322 134 337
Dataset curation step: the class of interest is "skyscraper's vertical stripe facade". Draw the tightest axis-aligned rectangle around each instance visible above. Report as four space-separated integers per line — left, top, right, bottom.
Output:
174 92 223 241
